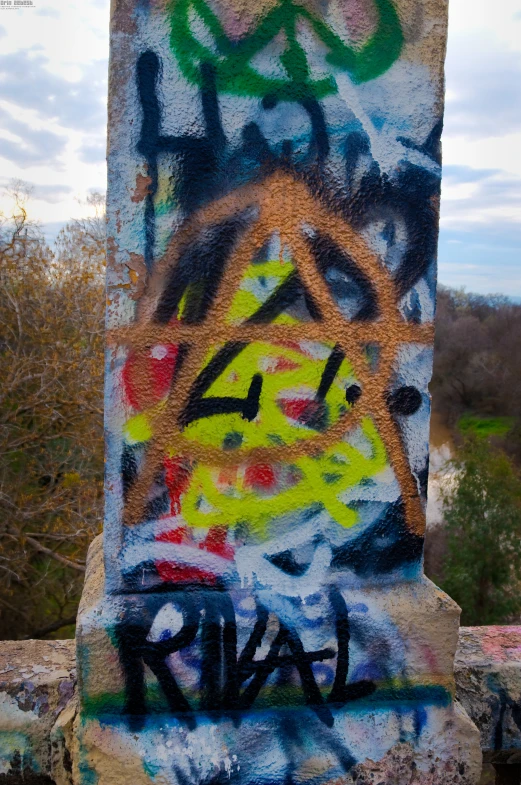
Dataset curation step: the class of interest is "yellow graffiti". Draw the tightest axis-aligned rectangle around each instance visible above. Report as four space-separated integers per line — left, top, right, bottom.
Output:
122 340 389 537
226 256 298 325
124 340 356 450
114 173 433 533
124 403 162 444
181 417 387 536
183 341 355 449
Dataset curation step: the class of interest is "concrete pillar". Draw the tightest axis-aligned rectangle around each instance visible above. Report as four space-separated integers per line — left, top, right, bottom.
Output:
76 0 482 781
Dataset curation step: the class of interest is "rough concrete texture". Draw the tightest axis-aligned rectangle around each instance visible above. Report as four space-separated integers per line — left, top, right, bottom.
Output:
456 626 521 759
78 0 482 780
76 542 481 784
0 639 75 783
8 625 521 782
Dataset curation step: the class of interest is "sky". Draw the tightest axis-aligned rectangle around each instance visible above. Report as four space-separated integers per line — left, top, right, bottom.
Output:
0 0 520 295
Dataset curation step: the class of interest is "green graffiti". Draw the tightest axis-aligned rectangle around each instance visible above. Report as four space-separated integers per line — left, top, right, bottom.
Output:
81 681 452 718
169 0 404 100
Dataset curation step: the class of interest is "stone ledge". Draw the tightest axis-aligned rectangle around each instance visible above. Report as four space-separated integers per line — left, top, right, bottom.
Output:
455 626 521 759
0 640 75 784
0 626 518 783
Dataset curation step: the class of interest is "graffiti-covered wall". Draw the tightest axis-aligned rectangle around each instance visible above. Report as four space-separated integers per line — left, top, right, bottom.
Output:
106 0 443 594
75 0 481 782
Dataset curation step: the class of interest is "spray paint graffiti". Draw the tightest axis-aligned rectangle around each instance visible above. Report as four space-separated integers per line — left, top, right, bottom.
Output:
74 1 480 783
117 172 433 541
109 0 440 720
114 586 365 728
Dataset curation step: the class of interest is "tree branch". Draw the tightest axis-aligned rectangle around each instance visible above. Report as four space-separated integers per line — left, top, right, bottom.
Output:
20 534 85 573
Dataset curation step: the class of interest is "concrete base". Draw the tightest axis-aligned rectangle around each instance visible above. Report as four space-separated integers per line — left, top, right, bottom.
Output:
75 702 479 785
0 639 75 783
73 538 481 784
456 627 521 755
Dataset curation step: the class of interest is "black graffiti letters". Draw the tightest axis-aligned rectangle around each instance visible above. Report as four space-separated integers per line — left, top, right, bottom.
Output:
179 343 263 428
115 589 376 730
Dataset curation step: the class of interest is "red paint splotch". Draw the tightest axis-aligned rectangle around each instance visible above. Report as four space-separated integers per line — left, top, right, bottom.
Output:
155 525 234 586
245 462 276 490
164 456 191 516
123 343 179 410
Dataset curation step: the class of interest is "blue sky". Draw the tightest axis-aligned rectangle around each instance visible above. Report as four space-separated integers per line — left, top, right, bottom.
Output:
0 0 520 295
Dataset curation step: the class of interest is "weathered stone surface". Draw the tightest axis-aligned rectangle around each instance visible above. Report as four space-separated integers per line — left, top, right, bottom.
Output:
0 639 75 782
8 624 521 782
50 697 77 785
455 626 521 756
74 708 482 785
74 704 481 784
75 538 482 785
79 0 481 778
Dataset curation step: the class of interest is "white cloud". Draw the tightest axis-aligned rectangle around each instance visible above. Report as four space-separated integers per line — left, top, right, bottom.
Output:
0 50 107 131
436 0 521 292
0 0 108 224
2 0 109 74
448 0 521 50
0 0 519 296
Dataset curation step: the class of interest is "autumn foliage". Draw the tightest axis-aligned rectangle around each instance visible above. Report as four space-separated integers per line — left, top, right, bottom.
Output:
0 187 104 639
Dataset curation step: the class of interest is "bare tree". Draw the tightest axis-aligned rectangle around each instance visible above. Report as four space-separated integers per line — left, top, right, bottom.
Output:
0 184 105 639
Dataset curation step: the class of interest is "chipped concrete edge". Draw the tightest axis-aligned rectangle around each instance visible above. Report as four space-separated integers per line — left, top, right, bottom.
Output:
0 639 76 783
0 624 519 782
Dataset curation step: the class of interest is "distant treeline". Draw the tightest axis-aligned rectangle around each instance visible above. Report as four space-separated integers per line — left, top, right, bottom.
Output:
427 287 521 624
431 286 521 460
